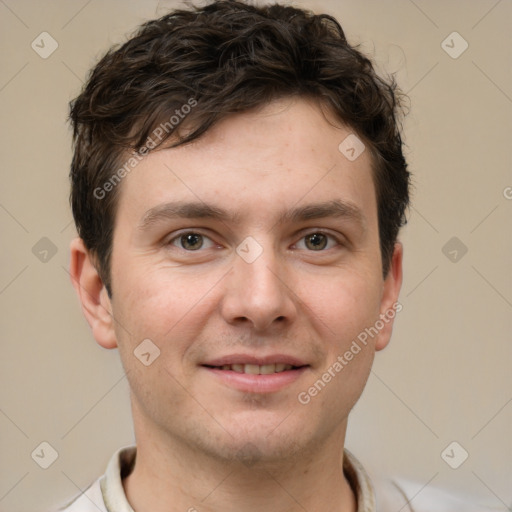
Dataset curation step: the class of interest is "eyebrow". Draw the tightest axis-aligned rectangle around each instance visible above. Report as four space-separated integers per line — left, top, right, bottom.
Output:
138 199 366 231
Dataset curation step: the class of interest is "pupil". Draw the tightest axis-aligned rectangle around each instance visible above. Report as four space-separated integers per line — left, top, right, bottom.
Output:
307 233 327 250
182 233 202 250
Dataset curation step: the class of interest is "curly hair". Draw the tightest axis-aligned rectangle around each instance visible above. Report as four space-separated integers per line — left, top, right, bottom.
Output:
69 0 410 296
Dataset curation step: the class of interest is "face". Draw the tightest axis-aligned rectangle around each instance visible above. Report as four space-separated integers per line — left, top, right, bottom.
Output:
74 97 402 465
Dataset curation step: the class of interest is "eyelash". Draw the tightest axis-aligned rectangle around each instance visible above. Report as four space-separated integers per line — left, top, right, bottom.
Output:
166 230 343 252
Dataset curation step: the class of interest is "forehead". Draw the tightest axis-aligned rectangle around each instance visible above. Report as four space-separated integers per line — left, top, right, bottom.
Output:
115 97 377 228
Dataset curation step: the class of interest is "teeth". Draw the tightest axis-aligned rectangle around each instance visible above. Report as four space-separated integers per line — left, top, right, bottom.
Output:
244 364 260 374
217 363 297 374
260 364 276 374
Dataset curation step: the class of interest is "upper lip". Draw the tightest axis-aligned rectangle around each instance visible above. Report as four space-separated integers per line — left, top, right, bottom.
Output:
202 354 309 367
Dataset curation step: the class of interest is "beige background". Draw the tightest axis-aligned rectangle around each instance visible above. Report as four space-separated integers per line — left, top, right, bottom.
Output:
0 0 511 510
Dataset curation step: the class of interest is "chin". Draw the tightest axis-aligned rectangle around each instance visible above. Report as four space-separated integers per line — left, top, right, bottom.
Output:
214 435 306 468
198 411 318 466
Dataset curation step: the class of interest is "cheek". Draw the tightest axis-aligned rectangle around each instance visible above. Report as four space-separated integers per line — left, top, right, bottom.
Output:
111 262 218 357
110 270 206 421
306 268 382 344
300 275 380 416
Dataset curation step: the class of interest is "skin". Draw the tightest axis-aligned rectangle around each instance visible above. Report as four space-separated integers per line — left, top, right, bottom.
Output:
70 97 403 512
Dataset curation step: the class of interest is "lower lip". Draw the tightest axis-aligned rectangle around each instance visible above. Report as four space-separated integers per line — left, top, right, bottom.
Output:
202 366 308 393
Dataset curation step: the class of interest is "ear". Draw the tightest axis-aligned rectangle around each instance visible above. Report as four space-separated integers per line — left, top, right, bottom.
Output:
375 242 403 351
69 237 118 349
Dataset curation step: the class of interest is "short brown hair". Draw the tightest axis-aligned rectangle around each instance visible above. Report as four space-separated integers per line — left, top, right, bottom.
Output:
69 0 410 296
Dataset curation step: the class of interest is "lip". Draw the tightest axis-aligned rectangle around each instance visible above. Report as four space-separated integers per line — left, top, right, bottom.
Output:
202 354 308 367
201 354 310 394
203 366 308 393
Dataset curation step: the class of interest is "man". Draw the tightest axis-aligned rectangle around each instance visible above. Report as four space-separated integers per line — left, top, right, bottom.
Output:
61 1 502 510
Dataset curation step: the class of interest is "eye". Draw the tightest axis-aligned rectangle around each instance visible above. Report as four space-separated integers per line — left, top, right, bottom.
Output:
169 232 216 251
295 232 340 251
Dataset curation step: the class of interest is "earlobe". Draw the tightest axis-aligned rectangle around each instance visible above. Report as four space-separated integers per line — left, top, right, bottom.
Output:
69 238 118 349
375 242 403 351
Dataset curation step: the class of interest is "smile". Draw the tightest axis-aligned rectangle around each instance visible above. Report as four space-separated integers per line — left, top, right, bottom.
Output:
203 363 300 374
201 356 309 393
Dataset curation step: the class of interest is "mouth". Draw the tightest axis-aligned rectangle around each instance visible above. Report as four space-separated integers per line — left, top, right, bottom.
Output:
201 355 310 393
202 363 304 374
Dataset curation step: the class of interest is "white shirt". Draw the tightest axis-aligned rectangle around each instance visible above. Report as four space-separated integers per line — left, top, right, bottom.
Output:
58 445 506 511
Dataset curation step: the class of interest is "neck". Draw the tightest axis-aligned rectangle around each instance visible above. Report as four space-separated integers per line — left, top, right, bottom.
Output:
123 413 357 512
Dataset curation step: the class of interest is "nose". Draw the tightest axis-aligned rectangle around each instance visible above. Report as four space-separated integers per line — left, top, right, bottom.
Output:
219 243 298 332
